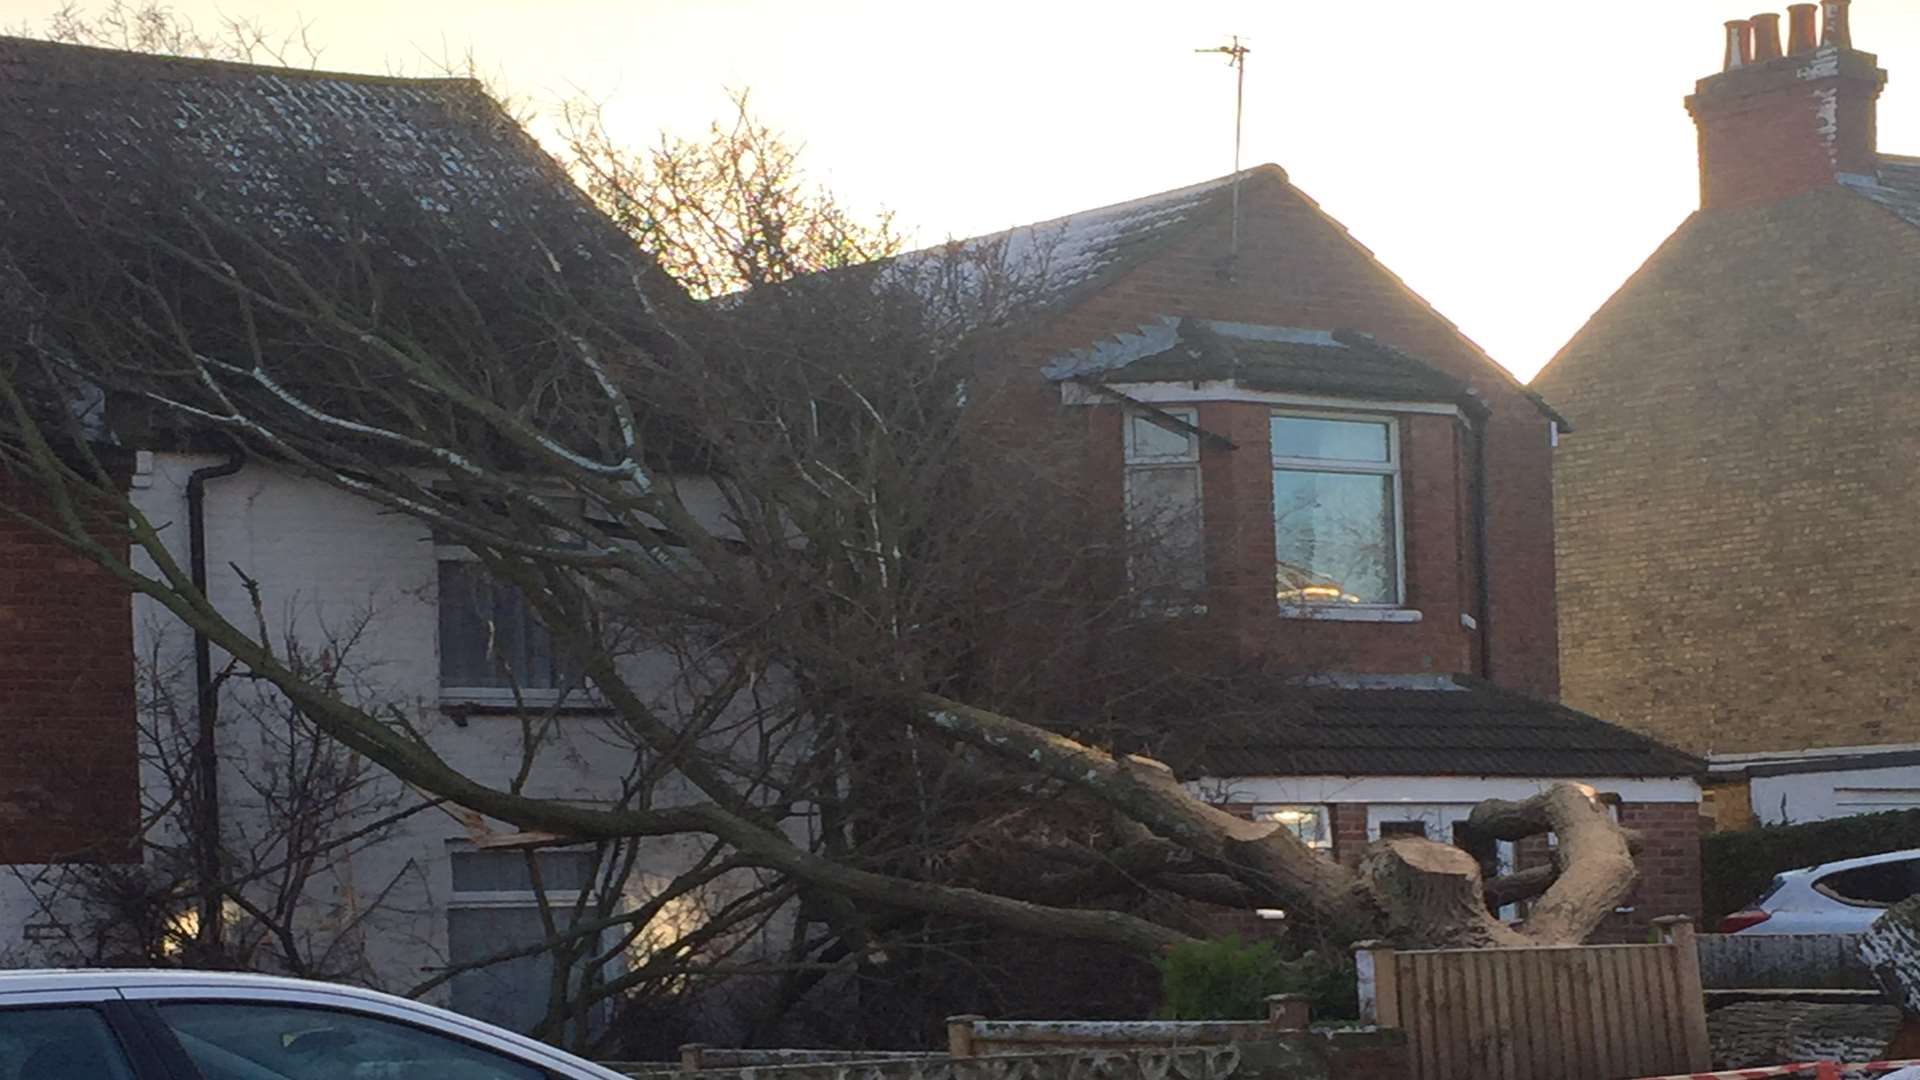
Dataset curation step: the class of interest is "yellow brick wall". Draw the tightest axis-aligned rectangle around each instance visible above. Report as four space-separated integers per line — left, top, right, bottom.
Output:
1534 186 1920 755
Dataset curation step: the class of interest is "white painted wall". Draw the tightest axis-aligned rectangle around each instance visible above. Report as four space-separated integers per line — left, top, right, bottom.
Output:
1196 774 1701 806
0 454 757 1018
1751 763 1920 825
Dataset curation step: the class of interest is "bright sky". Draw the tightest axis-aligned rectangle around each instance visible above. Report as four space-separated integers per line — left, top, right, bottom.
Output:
8 0 1919 380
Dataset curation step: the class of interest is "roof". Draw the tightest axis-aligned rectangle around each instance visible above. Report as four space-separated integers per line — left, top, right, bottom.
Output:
1112 674 1703 780
0 34 642 275
1839 154 1920 228
1043 316 1482 411
904 165 1568 427
942 170 1246 311
0 969 625 1077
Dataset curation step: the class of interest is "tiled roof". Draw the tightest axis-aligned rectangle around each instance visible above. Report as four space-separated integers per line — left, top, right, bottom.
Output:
1107 674 1703 780
1043 316 1480 409
0 35 637 271
955 171 1246 311
1840 154 1920 228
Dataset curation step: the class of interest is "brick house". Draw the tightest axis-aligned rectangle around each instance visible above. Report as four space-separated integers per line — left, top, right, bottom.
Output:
1532 0 1920 825
955 163 1705 930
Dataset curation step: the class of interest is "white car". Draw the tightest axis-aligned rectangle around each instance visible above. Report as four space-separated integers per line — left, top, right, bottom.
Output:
0 968 633 1079
1721 848 1920 934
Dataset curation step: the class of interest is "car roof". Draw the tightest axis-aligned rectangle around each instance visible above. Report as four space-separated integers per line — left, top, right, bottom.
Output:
1777 847 1920 880
0 969 395 997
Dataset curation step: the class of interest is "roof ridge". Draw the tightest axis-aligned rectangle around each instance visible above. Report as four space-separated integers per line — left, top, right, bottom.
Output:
952 164 1288 243
0 33 485 91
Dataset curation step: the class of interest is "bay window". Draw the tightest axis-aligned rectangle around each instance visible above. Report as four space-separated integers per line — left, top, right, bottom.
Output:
1271 412 1402 607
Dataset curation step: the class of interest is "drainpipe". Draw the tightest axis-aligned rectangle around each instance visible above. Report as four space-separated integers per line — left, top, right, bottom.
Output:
1470 418 1492 680
187 446 244 956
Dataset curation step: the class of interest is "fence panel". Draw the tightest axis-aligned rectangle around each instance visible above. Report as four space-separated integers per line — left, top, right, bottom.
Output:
1357 919 1712 1080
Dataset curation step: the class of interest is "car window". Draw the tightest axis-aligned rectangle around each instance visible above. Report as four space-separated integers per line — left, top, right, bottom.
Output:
0 1005 140 1080
1815 858 1920 907
154 1002 548 1080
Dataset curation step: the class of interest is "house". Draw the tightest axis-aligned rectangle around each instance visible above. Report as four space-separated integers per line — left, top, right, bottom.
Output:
0 35 708 1034
1531 0 1920 826
950 162 1705 932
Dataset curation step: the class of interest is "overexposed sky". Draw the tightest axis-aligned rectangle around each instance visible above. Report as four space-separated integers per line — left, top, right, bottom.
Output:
8 0 1919 380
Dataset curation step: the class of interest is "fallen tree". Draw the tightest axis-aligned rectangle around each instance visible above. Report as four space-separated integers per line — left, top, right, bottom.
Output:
0 58 1639 1028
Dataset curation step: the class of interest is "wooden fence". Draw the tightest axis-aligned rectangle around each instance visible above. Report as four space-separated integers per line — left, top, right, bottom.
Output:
1355 917 1712 1080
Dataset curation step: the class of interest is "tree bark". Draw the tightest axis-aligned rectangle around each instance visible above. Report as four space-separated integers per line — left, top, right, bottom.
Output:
1359 837 1527 947
1469 784 1638 944
1861 896 1920 1014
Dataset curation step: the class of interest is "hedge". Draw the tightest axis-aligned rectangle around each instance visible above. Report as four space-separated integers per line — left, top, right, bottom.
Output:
1702 806 1920 923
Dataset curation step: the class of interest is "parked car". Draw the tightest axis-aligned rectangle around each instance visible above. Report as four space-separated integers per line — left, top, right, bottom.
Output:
1721 848 1920 934
0 968 631 1079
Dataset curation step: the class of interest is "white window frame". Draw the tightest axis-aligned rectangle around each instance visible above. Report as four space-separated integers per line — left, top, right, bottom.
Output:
1270 409 1407 611
1250 803 1332 851
1123 407 1206 610
442 843 622 1034
435 544 571 707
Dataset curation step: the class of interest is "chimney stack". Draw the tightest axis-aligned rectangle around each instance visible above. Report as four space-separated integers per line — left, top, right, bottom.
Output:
1687 5 1888 209
1723 20 1753 70
1822 0 1851 48
1751 13 1783 60
1787 4 1817 53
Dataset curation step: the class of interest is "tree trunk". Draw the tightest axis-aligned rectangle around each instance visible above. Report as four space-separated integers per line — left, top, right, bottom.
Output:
1861 896 1920 1014
1359 837 1527 947
1469 784 1638 945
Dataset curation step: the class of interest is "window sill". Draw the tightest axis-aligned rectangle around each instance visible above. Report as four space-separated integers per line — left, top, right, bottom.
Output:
1276 605 1423 623
438 692 611 724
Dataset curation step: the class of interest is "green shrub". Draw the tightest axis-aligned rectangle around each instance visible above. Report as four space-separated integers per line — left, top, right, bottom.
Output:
1703 807 1920 923
1155 937 1357 1021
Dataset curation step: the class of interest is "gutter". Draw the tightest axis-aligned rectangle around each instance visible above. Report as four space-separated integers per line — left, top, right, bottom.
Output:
187 446 245 953
1469 409 1492 679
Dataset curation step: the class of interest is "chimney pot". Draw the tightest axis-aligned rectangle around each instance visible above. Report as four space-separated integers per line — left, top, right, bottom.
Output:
1821 0 1852 48
1724 20 1754 71
1751 13 1783 60
1787 4 1818 53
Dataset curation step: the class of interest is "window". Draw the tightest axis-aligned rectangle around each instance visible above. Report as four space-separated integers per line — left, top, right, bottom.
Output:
1123 409 1205 606
0 1006 138 1080
154 1001 545 1080
1252 805 1331 850
1815 858 1920 907
438 556 566 701
1271 413 1402 606
447 846 614 1035
1378 820 1428 839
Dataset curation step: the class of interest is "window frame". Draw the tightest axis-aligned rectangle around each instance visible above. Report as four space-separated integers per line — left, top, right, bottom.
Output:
443 843 624 1036
435 544 572 707
1269 409 1407 610
1121 407 1208 610
1249 803 1332 851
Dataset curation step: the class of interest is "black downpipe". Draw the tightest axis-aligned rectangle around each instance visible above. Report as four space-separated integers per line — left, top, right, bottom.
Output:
187 448 245 955
1470 419 1493 680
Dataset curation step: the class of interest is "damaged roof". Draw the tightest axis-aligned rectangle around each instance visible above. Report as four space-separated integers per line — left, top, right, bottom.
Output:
1116 674 1703 780
1044 316 1483 411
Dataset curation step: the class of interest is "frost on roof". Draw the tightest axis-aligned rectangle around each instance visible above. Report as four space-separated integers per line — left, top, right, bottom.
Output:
889 171 1244 322
0 34 633 267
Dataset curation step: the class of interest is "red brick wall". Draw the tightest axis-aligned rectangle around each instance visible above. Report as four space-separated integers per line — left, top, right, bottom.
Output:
1327 800 1703 943
1688 52 1885 210
994 170 1561 694
0 466 139 864
1613 801 1705 935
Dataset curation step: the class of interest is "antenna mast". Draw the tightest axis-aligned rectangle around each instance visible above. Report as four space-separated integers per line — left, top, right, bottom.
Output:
1196 35 1251 261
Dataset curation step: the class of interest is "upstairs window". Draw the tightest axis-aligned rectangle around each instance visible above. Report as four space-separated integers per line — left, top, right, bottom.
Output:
1271 413 1402 606
438 556 566 700
1123 409 1205 607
